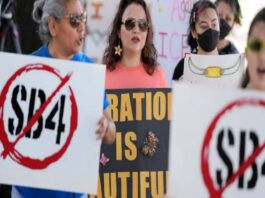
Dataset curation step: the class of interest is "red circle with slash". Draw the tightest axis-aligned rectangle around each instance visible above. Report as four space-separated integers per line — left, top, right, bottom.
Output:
201 98 265 197
0 64 78 169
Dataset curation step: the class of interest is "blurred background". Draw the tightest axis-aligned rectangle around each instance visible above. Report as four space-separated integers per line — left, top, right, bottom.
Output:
1 0 265 82
229 0 265 53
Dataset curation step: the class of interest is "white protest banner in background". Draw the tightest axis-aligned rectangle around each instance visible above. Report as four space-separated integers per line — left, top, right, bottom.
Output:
182 54 245 87
0 52 105 194
85 0 195 83
85 0 118 63
168 83 265 197
152 0 196 83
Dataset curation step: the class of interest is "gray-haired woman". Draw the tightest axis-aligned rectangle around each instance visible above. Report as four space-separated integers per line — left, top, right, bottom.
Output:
11 0 116 197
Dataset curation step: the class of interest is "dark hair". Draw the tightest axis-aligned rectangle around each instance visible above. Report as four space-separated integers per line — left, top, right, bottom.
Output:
215 0 242 25
188 0 218 52
241 8 265 88
102 0 158 75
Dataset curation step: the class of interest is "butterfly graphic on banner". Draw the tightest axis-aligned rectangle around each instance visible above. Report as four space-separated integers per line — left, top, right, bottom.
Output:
141 131 160 157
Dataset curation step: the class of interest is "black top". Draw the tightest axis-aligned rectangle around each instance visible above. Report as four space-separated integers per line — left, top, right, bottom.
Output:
172 58 185 80
219 41 239 55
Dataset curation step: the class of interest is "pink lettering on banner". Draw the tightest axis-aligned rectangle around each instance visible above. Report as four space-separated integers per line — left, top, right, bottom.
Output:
169 32 180 61
181 34 189 58
158 32 168 58
158 32 188 62
171 0 185 22
171 0 197 22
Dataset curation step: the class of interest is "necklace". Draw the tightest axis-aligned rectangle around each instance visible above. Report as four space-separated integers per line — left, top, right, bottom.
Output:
187 55 242 78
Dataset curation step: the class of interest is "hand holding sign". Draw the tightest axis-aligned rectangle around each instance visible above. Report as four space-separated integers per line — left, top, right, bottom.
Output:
96 110 115 145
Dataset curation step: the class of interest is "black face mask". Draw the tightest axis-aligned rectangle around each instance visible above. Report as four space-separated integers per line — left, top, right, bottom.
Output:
197 28 220 52
219 18 232 40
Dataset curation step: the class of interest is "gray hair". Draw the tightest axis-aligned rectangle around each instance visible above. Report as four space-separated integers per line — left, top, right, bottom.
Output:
32 0 70 43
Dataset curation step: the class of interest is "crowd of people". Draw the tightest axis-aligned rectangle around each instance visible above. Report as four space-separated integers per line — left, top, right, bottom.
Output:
0 0 265 197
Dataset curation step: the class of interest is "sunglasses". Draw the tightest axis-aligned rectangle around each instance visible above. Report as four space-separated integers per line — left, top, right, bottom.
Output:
247 38 265 53
121 18 149 32
64 12 87 28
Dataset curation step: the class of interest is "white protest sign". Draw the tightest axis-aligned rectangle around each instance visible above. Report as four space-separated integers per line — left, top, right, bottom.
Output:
168 83 265 197
0 52 105 194
182 54 245 87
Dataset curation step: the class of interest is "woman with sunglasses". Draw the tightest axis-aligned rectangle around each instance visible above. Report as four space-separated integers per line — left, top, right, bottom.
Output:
103 0 168 89
172 0 220 80
215 0 242 54
241 8 265 91
11 0 116 198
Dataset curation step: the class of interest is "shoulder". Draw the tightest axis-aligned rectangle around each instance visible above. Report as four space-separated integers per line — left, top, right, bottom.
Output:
73 52 95 63
31 45 49 57
174 58 185 70
155 65 165 73
177 58 185 67
172 58 185 80
219 41 239 54
152 65 166 78
228 42 239 53
31 49 40 56
154 65 168 87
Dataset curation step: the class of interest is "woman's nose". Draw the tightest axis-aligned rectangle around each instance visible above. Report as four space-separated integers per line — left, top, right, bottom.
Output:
132 23 140 33
77 21 86 34
259 49 265 65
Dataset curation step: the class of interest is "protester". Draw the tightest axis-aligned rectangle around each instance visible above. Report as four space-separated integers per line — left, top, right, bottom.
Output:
241 8 265 91
215 0 242 54
172 0 220 80
103 0 168 89
12 0 116 197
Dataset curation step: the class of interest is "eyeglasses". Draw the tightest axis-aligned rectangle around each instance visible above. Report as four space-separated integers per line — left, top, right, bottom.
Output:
121 18 149 32
247 38 265 53
64 12 87 28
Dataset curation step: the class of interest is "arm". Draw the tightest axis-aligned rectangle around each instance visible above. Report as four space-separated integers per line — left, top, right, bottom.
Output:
96 108 116 145
172 58 184 80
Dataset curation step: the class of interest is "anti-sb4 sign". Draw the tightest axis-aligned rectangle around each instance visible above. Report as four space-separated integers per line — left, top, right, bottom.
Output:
0 63 77 169
168 83 265 198
0 52 106 194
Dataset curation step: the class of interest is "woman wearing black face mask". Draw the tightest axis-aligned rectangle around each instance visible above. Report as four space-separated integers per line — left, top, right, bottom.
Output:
172 0 220 80
216 0 242 54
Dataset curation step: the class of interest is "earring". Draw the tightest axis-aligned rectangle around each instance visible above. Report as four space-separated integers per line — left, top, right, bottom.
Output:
143 46 148 57
114 39 122 56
